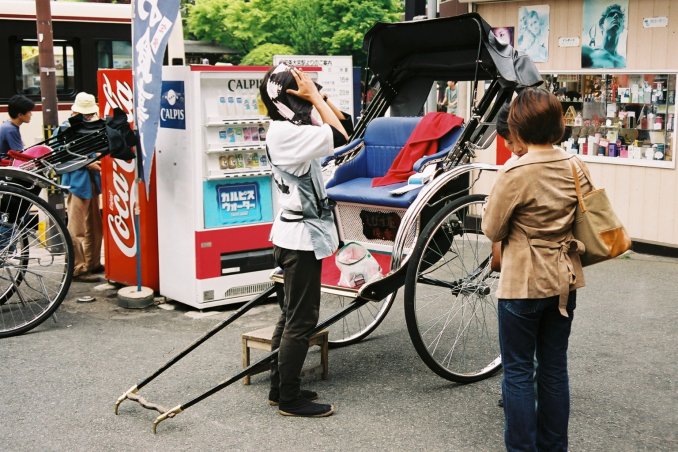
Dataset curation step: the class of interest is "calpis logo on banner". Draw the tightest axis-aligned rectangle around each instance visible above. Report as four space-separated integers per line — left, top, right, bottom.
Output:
160 80 186 129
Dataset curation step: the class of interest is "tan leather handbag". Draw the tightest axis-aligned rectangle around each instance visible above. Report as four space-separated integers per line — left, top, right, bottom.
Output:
570 158 632 266
490 241 501 272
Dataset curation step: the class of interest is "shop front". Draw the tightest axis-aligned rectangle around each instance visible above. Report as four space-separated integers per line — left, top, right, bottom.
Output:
452 0 678 251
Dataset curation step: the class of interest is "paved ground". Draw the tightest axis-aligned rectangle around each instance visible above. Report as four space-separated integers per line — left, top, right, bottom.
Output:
2 251 677 451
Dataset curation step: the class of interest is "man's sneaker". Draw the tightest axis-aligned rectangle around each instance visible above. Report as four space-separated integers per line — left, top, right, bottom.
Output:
268 389 318 406
278 399 334 417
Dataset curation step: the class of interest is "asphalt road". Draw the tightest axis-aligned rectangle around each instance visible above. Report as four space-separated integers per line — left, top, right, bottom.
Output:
2 251 677 451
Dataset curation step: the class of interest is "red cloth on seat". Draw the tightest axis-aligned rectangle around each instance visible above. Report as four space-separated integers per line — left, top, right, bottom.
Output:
371 112 463 187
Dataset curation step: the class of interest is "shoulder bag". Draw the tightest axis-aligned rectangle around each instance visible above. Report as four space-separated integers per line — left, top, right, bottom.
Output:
569 158 632 266
490 241 501 272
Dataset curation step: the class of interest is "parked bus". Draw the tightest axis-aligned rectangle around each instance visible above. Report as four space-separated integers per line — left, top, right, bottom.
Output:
0 0 132 145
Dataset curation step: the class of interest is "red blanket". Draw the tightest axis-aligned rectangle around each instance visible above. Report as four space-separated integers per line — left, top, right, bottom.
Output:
371 112 463 187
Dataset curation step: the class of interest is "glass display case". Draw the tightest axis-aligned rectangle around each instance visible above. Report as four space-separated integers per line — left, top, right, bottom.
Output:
542 72 676 168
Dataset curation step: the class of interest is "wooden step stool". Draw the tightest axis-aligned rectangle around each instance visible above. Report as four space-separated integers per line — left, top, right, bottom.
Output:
241 325 329 385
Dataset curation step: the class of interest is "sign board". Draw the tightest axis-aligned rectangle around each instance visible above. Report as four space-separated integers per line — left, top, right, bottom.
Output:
203 177 273 227
273 55 353 117
643 17 668 28
160 80 186 129
558 37 580 48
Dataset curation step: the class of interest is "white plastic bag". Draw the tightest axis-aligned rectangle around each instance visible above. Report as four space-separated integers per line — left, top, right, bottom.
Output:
335 242 383 288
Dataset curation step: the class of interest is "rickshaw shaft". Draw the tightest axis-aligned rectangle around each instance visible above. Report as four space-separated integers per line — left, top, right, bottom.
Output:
151 296 370 433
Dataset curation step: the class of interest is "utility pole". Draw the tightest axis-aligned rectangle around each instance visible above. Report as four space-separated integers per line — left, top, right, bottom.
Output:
35 0 67 248
35 0 58 139
426 0 438 114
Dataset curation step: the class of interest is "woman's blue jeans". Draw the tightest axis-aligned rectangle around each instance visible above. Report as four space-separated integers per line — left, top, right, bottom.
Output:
498 292 576 452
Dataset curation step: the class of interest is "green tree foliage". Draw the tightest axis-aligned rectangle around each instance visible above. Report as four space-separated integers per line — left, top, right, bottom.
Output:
186 0 402 65
241 43 297 66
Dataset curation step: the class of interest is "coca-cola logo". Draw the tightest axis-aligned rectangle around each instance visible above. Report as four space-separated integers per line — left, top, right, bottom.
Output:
101 73 134 123
107 158 137 258
101 72 137 258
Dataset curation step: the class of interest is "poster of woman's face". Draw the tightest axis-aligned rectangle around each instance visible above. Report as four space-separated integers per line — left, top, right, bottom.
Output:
516 5 549 63
491 27 514 47
581 0 628 68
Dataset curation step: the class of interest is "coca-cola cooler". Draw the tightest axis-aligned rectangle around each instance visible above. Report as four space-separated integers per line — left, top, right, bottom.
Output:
97 69 160 291
154 65 284 308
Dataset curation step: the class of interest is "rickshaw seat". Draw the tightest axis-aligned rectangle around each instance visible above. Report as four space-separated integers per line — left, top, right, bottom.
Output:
326 116 463 208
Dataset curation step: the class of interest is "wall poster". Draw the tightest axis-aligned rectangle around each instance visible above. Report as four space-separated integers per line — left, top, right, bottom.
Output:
581 0 629 68
517 5 549 63
491 26 515 47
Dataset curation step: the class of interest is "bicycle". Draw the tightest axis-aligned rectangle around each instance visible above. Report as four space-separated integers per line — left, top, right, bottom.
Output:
0 108 135 337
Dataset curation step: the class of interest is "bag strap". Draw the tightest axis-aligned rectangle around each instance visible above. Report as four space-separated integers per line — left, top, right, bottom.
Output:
569 156 595 186
569 158 587 213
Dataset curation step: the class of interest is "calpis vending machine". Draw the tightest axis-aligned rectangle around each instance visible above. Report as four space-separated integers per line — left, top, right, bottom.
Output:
155 66 281 308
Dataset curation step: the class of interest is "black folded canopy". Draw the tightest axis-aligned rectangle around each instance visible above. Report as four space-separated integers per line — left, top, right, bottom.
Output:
364 13 542 91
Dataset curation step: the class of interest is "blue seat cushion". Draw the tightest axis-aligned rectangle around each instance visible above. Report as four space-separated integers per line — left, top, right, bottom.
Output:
325 115 463 208
360 117 421 178
326 177 419 208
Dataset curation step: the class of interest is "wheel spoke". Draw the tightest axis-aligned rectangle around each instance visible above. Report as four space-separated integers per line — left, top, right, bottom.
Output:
405 195 501 383
319 291 395 347
0 186 73 337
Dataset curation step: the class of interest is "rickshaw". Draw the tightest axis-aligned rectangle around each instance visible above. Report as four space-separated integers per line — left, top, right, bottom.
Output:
109 12 541 432
0 109 135 337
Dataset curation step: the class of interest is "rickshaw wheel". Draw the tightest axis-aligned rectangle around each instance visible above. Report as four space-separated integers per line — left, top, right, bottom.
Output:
320 291 396 348
0 184 74 338
404 194 501 383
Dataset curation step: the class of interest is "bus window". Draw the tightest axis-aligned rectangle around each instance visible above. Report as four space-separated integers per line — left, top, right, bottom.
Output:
14 40 75 96
97 40 132 69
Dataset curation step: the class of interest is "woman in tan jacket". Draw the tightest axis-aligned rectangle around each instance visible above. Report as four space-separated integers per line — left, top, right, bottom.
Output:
482 88 592 451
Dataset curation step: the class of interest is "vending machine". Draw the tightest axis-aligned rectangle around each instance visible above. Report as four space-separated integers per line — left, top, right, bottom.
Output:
155 66 282 308
97 69 160 291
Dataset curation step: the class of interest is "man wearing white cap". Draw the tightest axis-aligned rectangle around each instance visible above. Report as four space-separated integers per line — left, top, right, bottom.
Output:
60 92 104 283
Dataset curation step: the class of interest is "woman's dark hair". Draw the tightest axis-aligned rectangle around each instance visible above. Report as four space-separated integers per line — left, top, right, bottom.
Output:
259 67 292 121
8 95 35 119
259 64 316 124
496 101 511 140
508 87 564 145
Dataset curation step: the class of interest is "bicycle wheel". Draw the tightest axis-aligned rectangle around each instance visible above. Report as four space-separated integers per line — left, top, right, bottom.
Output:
404 194 501 383
0 233 28 303
320 291 395 348
0 184 74 338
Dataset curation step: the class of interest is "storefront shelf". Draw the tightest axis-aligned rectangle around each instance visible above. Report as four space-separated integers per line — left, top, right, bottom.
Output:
577 154 675 169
